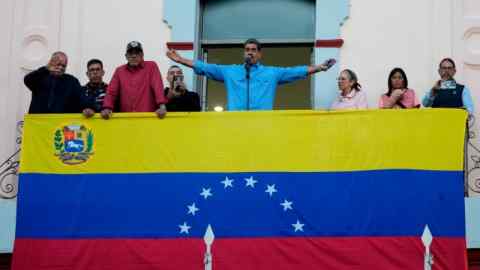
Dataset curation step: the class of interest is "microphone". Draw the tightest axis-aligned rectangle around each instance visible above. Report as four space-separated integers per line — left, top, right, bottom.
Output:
244 56 252 68
244 56 252 79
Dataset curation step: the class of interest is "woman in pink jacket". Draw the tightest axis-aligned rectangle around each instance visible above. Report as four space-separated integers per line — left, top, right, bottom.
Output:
379 68 420 109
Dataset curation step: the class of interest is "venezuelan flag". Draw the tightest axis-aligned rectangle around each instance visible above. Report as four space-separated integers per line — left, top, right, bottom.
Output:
13 110 467 270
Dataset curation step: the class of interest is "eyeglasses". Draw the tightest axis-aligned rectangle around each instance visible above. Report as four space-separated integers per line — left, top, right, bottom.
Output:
337 77 349 81
440 66 455 70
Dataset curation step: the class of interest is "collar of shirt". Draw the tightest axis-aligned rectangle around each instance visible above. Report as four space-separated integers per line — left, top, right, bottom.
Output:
339 89 358 101
244 62 261 70
86 82 107 89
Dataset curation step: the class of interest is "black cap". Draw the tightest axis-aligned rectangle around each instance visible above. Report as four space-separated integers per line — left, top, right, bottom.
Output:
126 41 143 53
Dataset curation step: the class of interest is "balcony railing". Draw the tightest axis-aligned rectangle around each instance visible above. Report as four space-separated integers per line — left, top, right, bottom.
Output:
467 115 480 197
0 121 22 199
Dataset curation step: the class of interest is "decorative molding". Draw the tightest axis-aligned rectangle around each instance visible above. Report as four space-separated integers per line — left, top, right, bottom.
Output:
166 42 194 51
20 26 49 71
315 39 344 48
464 23 480 66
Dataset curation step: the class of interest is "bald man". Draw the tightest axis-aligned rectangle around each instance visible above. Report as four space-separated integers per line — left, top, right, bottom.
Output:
24 51 89 114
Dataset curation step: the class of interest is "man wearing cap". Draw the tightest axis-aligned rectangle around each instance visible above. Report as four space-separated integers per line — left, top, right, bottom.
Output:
101 41 167 119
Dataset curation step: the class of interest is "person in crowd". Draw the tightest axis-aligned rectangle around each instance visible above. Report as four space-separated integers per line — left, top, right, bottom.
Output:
82 59 109 118
379 68 420 109
422 58 474 113
101 41 167 119
331 69 368 110
24 51 88 114
164 65 201 112
166 38 336 111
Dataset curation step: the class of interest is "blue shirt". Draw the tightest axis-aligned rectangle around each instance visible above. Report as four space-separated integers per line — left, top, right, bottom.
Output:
422 85 474 114
193 60 308 111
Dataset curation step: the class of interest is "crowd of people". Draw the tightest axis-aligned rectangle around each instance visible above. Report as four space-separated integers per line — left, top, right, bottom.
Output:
23 39 474 118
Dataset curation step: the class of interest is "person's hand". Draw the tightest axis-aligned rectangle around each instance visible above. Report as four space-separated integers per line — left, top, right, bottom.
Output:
431 80 441 97
82 108 95 118
391 89 406 100
321 58 337 71
101 109 112 120
174 81 186 94
155 104 167 119
168 81 186 99
47 55 66 76
166 49 182 63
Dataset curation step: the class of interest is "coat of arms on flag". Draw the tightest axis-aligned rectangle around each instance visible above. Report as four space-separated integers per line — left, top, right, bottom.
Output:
53 124 94 165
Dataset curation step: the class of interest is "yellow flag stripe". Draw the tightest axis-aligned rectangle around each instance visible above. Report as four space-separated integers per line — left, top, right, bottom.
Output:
19 109 467 174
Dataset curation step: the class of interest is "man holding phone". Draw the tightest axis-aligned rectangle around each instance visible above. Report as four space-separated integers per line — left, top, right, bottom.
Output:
166 38 336 111
422 58 474 113
165 65 201 112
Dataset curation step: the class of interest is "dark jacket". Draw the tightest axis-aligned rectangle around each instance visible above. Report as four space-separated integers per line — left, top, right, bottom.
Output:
165 87 201 112
24 67 88 114
81 82 108 112
432 83 464 109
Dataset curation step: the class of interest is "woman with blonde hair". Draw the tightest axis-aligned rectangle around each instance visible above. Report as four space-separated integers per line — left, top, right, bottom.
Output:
331 69 368 110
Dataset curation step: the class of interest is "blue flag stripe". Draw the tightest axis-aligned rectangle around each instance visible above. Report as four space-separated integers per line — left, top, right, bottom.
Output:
16 170 465 238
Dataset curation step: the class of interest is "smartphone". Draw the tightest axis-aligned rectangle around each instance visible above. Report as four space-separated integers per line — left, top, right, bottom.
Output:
174 75 184 83
440 80 456 89
325 59 337 69
173 75 185 92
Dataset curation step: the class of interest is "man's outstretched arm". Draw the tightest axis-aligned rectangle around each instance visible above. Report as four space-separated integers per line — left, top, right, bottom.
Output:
166 49 226 82
307 58 336 75
167 49 194 68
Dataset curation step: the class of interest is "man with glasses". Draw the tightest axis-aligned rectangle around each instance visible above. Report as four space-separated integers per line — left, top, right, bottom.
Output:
101 41 168 119
422 58 474 113
24 51 87 114
82 59 109 117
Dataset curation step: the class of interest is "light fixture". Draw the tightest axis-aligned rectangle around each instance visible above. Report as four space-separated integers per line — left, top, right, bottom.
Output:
214 106 224 112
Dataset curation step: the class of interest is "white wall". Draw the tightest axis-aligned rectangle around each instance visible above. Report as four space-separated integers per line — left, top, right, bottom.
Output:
62 0 172 85
339 0 454 107
0 0 16 163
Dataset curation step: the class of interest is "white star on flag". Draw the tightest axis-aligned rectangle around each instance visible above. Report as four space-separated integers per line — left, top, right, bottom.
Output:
179 222 191 234
280 200 293 211
265 184 277 196
187 203 199 216
221 177 234 188
245 176 258 188
292 220 305 232
200 188 213 199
